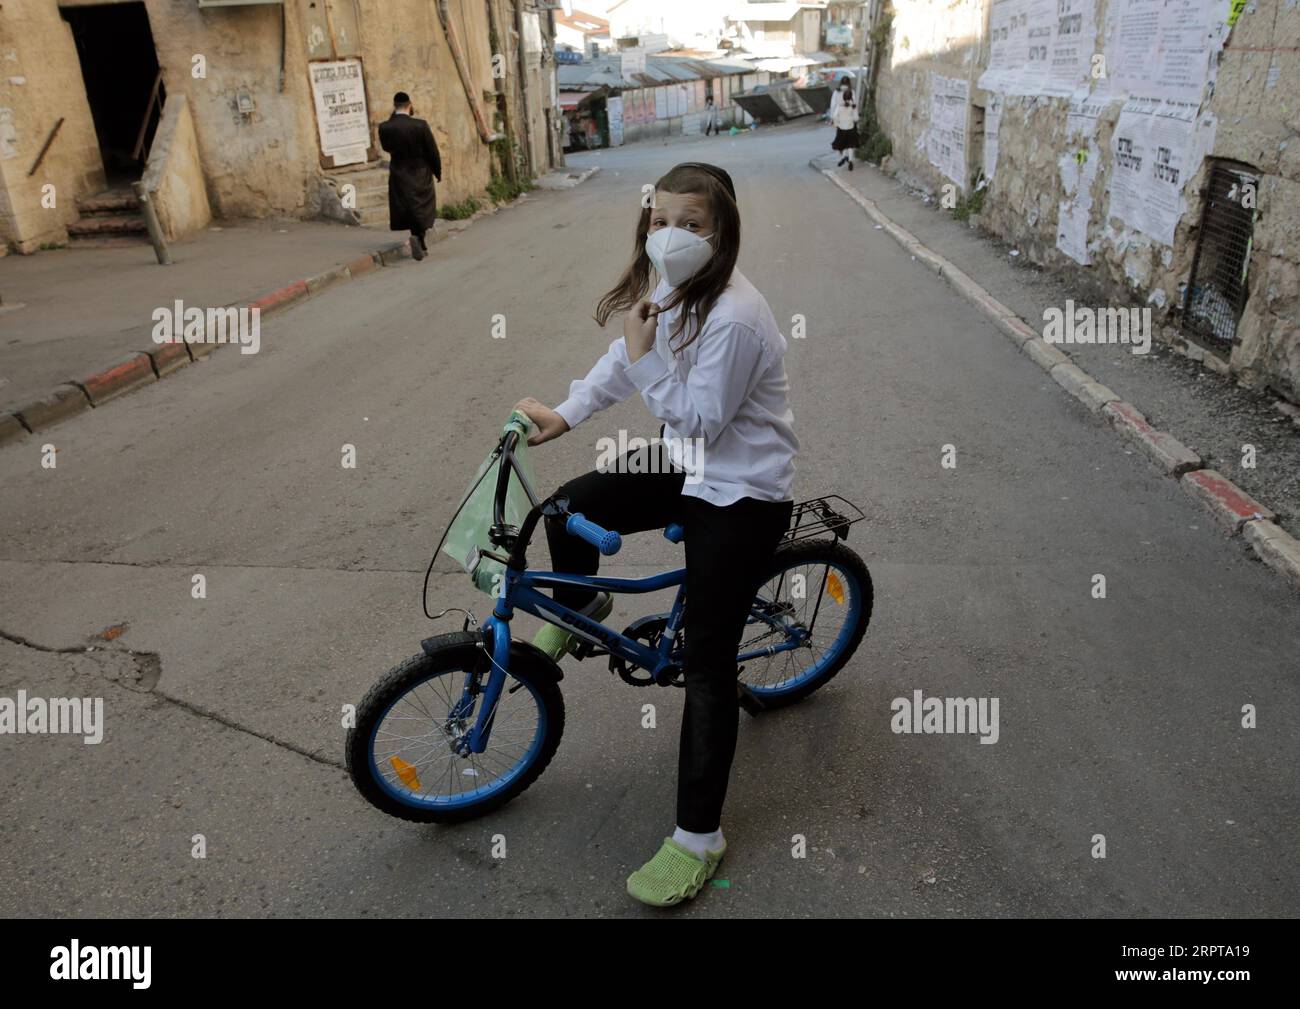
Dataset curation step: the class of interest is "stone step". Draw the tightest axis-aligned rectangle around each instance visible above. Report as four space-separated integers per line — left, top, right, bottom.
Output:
76 192 140 214
325 164 388 185
76 207 145 222
354 186 388 209
67 215 148 236
353 204 389 226
326 158 386 173
68 234 151 249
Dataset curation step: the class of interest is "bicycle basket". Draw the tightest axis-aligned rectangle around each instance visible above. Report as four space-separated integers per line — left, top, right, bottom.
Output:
439 411 539 596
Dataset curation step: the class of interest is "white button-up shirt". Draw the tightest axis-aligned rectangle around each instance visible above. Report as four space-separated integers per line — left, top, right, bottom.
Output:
832 103 858 130
552 268 798 506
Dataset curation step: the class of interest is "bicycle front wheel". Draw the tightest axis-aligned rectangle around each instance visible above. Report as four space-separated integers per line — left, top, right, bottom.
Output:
737 539 872 709
345 632 565 823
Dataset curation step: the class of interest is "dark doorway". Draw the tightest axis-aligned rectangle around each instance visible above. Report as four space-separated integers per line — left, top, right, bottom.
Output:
61 2 164 184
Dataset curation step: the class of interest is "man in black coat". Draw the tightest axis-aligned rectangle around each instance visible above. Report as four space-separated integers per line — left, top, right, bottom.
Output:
377 92 441 261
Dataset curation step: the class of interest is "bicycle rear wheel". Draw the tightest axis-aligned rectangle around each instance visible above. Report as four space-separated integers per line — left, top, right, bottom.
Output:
346 632 565 823
736 539 872 709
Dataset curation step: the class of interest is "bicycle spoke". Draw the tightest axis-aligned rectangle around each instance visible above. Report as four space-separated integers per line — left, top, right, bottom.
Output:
369 664 544 805
738 557 861 693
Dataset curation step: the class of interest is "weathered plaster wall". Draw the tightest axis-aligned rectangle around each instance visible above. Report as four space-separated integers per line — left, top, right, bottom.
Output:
155 0 317 220
518 4 557 176
488 0 534 179
1 0 549 252
873 0 1300 402
143 94 212 241
874 0 981 197
0 0 108 252
354 0 498 207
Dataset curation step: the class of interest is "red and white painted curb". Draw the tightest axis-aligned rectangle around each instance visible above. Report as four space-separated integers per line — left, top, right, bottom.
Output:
0 238 413 444
819 164 1300 591
0 184 564 446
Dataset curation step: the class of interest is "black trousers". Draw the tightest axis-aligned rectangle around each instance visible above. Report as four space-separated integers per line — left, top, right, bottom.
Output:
544 440 793 832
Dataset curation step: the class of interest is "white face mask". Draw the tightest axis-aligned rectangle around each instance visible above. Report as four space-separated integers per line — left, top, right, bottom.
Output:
644 226 714 287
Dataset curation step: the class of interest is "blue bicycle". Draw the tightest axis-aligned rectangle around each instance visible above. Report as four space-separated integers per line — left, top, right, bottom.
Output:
346 426 873 823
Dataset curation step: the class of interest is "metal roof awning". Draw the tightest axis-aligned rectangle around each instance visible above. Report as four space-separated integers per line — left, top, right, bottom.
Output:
701 56 762 73
556 52 761 91
646 58 700 81
558 58 624 87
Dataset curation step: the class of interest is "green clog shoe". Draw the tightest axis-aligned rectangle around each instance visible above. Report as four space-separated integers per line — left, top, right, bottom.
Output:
627 837 727 907
531 592 613 661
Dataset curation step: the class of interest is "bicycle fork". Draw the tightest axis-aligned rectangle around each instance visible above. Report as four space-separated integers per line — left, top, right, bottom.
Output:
450 611 513 757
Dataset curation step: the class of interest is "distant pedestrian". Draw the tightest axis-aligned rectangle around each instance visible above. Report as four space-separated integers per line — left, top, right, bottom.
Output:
831 91 860 171
377 92 441 262
703 94 720 136
827 77 852 123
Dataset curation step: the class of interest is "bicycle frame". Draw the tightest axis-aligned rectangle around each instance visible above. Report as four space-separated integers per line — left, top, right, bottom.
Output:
461 565 811 756
448 425 817 756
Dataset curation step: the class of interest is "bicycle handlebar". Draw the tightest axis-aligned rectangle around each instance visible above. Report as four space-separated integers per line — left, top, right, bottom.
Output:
492 418 620 562
566 512 622 556
493 428 521 530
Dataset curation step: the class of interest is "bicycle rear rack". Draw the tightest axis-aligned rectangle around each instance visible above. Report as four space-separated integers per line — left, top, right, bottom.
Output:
782 494 865 543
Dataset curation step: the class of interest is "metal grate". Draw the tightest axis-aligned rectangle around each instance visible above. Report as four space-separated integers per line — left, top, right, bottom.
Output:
1182 162 1259 346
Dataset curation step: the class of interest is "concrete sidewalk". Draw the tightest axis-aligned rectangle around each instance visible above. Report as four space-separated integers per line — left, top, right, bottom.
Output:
0 218 421 415
813 150 1300 548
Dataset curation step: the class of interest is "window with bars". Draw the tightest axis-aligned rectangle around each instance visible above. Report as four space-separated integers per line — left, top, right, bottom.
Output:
1182 160 1259 347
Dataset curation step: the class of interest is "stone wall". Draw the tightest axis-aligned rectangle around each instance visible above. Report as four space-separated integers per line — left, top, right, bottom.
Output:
872 0 1300 402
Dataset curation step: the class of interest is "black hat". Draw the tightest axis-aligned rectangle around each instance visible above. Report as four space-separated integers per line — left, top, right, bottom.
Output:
675 162 736 201
394 91 411 106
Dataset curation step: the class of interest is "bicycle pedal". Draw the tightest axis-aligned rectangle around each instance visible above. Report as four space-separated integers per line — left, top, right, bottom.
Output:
736 684 766 717
570 640 606 661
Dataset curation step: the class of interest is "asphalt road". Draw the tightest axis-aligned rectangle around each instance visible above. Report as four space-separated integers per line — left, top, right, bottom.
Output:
1 122 1296 918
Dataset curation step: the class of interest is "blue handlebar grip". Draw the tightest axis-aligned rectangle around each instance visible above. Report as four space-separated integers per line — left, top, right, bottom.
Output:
567 513 622 556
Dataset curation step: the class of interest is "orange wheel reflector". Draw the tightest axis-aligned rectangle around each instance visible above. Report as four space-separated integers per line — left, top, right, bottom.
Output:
390 756 422 791
826 571 845 604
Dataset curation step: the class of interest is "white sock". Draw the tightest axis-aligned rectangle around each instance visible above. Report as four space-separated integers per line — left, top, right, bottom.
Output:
672 825 724 857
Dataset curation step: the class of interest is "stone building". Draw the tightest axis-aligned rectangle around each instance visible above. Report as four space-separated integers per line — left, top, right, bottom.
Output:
723 2 827 58
867 0 1300 404
0 0 562 253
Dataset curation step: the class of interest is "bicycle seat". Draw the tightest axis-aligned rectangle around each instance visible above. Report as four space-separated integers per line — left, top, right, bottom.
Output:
663 523 685 544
